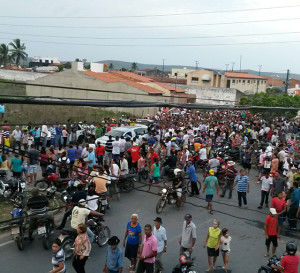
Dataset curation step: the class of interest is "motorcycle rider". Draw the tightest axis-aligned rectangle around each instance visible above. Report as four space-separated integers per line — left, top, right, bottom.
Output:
27 187 55 241
161 151 177 177
71 199 104 244
271 241 299 273
173 168 184 210
57 184 87 230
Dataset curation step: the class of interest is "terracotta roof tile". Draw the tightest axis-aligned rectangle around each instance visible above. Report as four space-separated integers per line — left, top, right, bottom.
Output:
225 72 267 79
81 70 163 94
154 82 186 93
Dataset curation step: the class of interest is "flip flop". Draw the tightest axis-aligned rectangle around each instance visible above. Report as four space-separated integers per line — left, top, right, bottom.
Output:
264 253 269 257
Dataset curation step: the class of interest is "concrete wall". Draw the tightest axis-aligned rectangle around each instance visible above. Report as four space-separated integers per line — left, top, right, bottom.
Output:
170 68 195 78
177 84 242 106
26 70 164 116
0 69 47 82
228 78 267 93
186 70 226 88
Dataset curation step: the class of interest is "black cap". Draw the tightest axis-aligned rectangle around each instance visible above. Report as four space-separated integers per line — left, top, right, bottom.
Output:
108 236 120 245
154 217 162 223
184 213 192 220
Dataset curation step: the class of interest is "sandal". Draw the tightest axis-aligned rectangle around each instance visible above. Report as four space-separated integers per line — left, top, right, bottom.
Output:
208 211 214 214
264 253 269 257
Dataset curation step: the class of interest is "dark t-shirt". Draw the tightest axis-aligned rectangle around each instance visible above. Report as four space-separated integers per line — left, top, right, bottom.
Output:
71 191 87 204
273 178 286 195
28 149 39 165
167 155 177 168
27 195 49 214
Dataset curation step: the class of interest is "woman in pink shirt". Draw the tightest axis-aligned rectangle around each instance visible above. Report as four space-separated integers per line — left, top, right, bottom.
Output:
62 127 69 148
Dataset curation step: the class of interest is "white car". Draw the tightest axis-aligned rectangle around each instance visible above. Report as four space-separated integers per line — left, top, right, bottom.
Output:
95 125 149 146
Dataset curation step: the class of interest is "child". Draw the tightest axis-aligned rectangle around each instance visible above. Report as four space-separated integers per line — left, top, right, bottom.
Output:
50 238 66 273
220 228 232 269
203 219 221 271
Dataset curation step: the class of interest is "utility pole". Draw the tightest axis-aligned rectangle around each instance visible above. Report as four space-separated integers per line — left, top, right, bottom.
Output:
161 59 166 81
239 55 242 71
258 65 262 76
225 64 229 71
285 69 290 93
195 61 199 70
231 62 235 71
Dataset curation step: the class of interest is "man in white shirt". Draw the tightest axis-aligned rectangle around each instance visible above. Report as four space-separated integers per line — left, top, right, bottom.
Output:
41 124 48 148
119 155 128 176
112 136 121 163
11 125 22 152
119 136 126 155
199 144 207 160
153 217 167 273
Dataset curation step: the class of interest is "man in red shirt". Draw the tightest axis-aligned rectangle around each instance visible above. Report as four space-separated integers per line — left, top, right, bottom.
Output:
272 241 299 273
264 208 278 257
96 141 105 166
148 147 159 168
128 144 140 169
270 191 286 238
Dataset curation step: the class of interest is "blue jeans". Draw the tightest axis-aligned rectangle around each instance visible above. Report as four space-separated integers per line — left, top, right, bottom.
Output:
50 138 56 146
87 227 94 244
55 135 62 147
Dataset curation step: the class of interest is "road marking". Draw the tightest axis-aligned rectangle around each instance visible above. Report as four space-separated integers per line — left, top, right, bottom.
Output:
0 240 13 247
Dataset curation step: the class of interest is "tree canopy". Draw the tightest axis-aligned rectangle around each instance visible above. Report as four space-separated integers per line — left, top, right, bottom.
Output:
240 93 300 119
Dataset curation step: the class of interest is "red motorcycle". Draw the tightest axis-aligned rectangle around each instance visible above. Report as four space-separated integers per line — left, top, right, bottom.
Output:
34 172 71 192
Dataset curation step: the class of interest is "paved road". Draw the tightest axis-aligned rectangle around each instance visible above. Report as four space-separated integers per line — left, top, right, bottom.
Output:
0 164 299 273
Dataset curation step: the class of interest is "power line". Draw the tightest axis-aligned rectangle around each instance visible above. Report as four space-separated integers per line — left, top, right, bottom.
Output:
2 36 300 47
1 17 300 29
1 4 300 18
1 30 300 41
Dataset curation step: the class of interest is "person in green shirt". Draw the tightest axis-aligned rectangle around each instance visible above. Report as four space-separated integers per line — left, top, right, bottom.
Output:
10 153 23 178
202 169 219 214
95 124 103 139
203 219 221 271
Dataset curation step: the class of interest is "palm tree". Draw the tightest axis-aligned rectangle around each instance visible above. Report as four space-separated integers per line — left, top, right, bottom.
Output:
9 39 28 66
0 44 11 67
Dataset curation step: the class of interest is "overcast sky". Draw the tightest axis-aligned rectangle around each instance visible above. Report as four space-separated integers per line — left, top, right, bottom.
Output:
1 0 300 73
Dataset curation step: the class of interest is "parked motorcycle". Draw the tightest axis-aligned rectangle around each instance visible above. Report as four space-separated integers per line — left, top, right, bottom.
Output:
59 216 110 259
172 252 198 273
156 182 186 214
34 172 71 192
118 174 135 193
61 178 86 203
10 208 28 251
31 217 54 250
258 255 282 273
0 174 27 208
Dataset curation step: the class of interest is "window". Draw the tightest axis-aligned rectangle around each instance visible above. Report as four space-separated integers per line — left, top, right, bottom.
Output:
232 80 235 84
239 80 241 83
247 80 250 84
243 80 245 84
191 77 199 82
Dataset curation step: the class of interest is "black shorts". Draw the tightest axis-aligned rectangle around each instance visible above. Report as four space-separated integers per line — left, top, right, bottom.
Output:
207 246 219 257
265 235 278 247
125 243 139 260
243 162 251 169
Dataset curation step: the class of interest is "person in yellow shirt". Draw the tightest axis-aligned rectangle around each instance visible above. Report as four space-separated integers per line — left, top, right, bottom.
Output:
194 141 201 153
203 219 221 271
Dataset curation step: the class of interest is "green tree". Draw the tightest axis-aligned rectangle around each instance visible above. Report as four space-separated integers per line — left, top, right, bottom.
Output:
57 64 64 71
108 63 114 70
64 62 71 69
131 62 138 71
0 44 11 67
9 39 27 66
120 67 127 71
75 58 81 62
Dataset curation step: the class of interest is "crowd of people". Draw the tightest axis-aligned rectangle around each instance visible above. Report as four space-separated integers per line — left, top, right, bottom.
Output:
1 108 300 272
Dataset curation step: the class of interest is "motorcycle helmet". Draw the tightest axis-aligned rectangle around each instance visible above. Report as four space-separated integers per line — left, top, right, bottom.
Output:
286 241 297 255
174 168 182 176
179 254 190 264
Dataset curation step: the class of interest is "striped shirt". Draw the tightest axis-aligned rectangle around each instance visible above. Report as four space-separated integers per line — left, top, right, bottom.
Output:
226 167 238 182
27 196 48 215
105 139 113 153
236 174 249 192
52 249 66 273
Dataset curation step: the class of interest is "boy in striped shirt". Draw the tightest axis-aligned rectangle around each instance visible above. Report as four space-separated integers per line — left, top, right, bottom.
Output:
234 169 250 208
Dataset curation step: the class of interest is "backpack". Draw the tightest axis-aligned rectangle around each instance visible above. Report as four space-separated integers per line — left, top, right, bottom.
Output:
59 158 68 173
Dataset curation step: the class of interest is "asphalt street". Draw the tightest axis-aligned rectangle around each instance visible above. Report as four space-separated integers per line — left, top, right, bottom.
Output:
0 164 299 273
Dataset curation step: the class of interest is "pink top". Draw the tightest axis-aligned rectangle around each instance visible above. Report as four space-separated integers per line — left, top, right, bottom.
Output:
141 234 157 263
62 130 68 138
138 157 146 170
74 233 91 256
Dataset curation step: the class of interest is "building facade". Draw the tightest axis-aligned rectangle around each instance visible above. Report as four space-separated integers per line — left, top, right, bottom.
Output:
225 72 267 94
169 68 195 79
186 69 226 88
